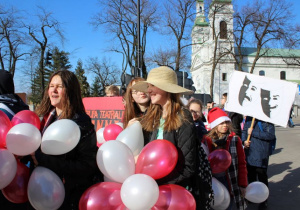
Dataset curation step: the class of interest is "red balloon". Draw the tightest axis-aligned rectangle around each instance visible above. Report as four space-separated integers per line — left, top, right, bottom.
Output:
103 124 123 141
152 184 196 210
208 149 232 174
2 160 30 203
0 110 12 148
11 110 41 130
135 139 178 180
79 182 126 210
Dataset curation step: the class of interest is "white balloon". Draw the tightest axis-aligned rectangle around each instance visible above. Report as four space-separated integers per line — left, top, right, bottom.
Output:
0 149 17 189
116 122 124 128
213 181 231 210
41 119 80 155
6 123 41 156
96 127 106 144
245 181 269 203
116 121 144 156
28 167 65 210
211 177 225 208
121 174 159 210
97 140 135 183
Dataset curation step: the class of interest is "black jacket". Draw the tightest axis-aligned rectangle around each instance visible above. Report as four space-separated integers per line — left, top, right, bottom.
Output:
229 112 243 137
36 112 99 210
0 94 29 119
144 109 197 188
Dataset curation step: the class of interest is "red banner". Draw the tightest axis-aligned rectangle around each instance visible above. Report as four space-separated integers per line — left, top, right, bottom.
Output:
83 97 124 131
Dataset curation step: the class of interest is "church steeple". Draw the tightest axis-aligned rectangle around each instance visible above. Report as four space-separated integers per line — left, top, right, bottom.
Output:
195 0 208 27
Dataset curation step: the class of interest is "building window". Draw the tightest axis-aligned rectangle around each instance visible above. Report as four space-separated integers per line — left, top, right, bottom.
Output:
259 70 265 76
220 21 227 39
222 73 227 81
280 71 286 80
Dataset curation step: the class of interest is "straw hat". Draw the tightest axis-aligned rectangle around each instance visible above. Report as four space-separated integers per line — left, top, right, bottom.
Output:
131 66 193 94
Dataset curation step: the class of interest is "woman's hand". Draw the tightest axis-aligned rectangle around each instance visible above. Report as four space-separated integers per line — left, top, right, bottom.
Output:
127 118 138 127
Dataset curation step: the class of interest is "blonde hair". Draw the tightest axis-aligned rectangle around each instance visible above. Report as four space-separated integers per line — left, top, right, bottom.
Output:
105 85 120 96
140 93 188 132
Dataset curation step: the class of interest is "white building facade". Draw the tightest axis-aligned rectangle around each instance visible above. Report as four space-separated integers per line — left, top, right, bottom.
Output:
190 0 300 104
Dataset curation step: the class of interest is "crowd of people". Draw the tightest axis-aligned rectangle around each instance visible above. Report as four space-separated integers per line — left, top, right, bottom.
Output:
0 66 282 210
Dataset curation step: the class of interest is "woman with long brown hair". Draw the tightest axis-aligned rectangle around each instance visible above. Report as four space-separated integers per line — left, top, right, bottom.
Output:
132 66 196 187
33 70 99 209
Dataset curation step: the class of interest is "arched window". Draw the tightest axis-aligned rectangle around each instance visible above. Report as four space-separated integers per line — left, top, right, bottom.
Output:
199 6 202 13
259 70 265 76
220 21 227 39
280 71 286 80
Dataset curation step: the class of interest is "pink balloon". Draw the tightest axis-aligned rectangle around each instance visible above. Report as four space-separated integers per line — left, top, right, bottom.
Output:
135 139 178 180
11 110 41 130
79 182 126 210
103 124 123 141
152 184 196 210
208 149 232 174
0 110 12 148
2 160 30 203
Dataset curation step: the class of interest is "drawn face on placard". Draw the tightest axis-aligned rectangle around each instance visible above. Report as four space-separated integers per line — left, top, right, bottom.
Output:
261 88 280 118
238 76 259 107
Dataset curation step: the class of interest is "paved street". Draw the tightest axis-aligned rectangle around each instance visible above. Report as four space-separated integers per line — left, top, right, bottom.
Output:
246 114 300 210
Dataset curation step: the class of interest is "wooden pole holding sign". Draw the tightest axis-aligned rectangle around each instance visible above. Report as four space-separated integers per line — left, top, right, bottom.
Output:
246 117 256 143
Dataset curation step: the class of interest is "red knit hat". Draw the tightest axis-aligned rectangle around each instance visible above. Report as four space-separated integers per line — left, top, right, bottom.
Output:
207 107 231 129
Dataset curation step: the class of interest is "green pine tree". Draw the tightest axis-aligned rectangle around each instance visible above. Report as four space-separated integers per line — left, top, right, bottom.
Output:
51 47 72 72
91 77 101 97
75 59 90 97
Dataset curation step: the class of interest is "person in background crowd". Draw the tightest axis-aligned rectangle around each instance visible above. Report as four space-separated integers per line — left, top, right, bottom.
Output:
186 98 213 210
221 93 244 137
105 85 120 97
0 70 29 120
202 107 248 210
122 77 150 128
0 70 31 209
187 98 208 140
288 106 295 128
242 117 276 210
33 70 99 210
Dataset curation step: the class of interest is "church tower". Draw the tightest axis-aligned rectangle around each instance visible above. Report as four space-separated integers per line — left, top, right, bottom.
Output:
191 0 235 103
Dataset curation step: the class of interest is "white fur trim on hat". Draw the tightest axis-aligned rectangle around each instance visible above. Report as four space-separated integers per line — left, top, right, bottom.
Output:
209 116 231 129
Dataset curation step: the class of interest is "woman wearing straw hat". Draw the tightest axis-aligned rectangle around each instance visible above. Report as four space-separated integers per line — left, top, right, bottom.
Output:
132 66 213 207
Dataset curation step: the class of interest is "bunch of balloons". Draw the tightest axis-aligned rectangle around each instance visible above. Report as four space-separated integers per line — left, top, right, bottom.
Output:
80 121 196 210
0 110 82 209
211 178 230 210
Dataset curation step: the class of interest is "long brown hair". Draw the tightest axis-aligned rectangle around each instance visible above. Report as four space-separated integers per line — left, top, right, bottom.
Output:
123 77 150 128
140 93 187 132
35 70 85 119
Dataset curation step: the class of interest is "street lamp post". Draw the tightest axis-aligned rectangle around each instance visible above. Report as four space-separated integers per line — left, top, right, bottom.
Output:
136 0 141 78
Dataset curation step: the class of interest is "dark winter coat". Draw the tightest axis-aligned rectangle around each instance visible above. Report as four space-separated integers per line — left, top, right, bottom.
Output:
228 112 243 137
241 117 276 168
0 94 29 119
194 119 208 141
144 109 197 188
36 111 99 210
